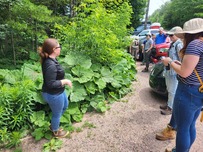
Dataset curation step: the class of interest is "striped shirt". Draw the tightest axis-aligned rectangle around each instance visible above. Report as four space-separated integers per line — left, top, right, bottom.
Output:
178 39 203 85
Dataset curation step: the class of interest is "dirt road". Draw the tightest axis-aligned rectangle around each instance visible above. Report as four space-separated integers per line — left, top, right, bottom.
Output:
7 61 203 152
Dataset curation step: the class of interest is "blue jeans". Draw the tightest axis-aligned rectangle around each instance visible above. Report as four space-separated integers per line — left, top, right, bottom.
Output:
173 81 203 152
165 73 178 109
42 91 69 131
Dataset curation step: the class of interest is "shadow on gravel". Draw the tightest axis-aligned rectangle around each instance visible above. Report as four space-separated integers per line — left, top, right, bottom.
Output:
128 110 159 125
139 87 167 108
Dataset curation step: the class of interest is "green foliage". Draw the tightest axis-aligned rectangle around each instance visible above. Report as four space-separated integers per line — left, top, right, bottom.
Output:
5 132 21 148
0 0 136 150
54 1 132 64
30 111 52 141
60 51 136 113
82 121 96 129
0 64 45 147
43 138 63 152
129 0 148 27
0 127 23 149
0 78 35 130
150 0 203 29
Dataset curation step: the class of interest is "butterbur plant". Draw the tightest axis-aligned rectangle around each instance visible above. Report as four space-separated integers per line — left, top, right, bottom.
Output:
43 138 63 152
30 111 52 141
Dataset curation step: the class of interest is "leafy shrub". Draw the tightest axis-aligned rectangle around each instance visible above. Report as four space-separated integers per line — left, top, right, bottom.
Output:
0 0 136 149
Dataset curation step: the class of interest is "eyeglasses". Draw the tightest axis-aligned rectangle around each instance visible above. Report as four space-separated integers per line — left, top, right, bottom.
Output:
54 45 62 50
169 34 174 37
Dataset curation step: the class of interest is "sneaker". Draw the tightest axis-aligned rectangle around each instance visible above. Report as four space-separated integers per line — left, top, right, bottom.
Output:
53 129 69 138
156 125 176 140
160 105 168 110
161 107 172 115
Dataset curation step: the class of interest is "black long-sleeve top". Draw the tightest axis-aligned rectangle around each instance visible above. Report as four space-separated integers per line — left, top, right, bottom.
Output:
42 57 65 94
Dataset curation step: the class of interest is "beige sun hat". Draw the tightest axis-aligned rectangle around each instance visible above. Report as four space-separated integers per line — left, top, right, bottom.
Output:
175 18 203 39
167 26 183 35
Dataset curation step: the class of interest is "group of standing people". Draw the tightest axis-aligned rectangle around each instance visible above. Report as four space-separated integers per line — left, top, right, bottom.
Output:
155 18 203 152
37 17 203 152
141 27 168 72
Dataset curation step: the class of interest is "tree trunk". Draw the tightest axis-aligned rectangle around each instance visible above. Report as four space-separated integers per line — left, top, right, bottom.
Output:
35 21 38 51
11 32 16 66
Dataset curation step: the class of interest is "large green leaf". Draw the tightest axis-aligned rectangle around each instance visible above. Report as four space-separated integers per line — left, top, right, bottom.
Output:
94 78 106 90
84 81 97 94
91 63 102 72
67 103 83 122
100 67 114 83
64 53 92 69
30 111 47 127
31 91 45 104
89 94 105 110
70 82 87 102
111 75 123 88
60 111 71 123
31 128 44 141
72 66 95 83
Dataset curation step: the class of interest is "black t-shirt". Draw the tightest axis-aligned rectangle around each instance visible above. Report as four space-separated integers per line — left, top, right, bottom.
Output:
42 57 65 94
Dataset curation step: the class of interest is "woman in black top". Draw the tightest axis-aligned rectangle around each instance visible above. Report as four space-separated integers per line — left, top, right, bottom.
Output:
38 38 72 138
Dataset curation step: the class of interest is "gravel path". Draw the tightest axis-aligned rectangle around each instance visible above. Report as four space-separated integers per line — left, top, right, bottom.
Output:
4 61 203 152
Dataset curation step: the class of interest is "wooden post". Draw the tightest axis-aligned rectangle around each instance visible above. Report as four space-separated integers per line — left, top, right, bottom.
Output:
144 0 150 29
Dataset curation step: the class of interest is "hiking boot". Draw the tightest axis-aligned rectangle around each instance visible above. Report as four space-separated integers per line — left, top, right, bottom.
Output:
142 68 149 72
161 107 172 115
53 129 69 138
160 105 168 110
156 125 176 141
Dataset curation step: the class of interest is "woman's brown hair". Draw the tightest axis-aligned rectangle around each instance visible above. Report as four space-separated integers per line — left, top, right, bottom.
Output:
179 32 203 58
38 38 58 64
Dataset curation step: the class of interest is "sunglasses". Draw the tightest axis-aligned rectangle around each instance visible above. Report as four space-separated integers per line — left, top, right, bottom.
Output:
169 34 174 37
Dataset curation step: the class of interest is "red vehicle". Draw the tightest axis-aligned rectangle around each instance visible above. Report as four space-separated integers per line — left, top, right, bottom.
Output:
151 37 171 63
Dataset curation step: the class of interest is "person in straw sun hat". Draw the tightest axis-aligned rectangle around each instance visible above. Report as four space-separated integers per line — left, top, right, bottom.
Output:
161 18 203 152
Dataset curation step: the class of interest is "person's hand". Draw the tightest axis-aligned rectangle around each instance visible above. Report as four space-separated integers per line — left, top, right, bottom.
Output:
61 79 72 88
161 57 172 66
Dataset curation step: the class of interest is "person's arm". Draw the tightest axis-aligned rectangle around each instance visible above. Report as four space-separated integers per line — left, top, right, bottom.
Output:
146 43 153 53
44 63 62 89
146 40 153 53
141 44 144 53
162 55 199 78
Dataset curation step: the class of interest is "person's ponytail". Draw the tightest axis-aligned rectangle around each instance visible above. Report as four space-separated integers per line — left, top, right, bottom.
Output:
38 46 49 64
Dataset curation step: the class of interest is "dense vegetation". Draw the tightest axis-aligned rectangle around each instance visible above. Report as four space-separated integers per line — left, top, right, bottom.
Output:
0 0 148 150
1 0 202 150
149 0 203 29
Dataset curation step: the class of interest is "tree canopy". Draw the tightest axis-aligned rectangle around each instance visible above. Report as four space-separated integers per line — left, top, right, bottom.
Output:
149 0 203 29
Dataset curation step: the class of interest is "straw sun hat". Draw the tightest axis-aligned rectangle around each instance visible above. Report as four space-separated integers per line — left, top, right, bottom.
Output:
175 18 203 39
167 26 183 35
